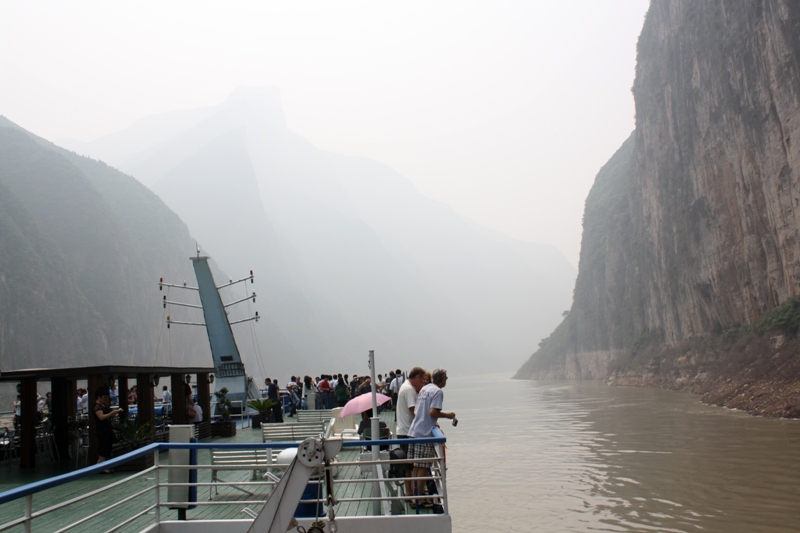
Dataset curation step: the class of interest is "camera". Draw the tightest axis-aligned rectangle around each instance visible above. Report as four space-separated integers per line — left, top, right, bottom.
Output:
452 418 458 427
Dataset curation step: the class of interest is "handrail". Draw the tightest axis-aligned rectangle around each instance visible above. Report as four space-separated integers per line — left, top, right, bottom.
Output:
0 428 449 532
0 430 445 504
0 443 160 505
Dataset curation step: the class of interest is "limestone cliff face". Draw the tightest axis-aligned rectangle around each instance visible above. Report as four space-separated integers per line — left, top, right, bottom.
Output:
517 0 800 383
634 0 800 343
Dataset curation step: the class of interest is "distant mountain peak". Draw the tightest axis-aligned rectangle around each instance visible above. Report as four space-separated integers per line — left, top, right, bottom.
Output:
225 85 281 104
223 86 286 128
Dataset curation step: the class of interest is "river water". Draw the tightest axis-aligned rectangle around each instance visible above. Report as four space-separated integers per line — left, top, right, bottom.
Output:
442 373 800 532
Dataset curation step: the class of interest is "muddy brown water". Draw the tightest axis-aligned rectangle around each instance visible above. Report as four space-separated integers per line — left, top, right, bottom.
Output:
443 373 800 532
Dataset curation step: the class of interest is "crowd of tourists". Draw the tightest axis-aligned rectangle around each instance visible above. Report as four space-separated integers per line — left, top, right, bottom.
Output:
9 365 456 510
262 369 414 414
259 366 456 508
11 391 52 429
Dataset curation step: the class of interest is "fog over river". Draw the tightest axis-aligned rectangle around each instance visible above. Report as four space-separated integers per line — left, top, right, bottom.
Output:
443 373 800 532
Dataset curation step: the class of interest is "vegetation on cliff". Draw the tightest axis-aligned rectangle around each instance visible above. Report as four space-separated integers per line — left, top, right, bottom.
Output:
751 298 800 336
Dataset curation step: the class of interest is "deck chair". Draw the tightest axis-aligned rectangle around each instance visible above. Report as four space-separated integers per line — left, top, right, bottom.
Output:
72 429 89 468
359 426 393 477
36 420 59 462
361 426 392 451
328 407 359 439
0 427 17 463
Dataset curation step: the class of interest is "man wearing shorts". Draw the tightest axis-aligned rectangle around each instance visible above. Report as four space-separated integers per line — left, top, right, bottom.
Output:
407 368 456 507
396 366 427 497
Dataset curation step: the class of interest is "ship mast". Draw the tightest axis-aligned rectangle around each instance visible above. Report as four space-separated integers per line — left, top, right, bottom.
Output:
160 252 261 408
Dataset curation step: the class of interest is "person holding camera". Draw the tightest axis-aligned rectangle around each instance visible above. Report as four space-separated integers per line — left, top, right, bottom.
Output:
407 368 456 508
94 386 123 472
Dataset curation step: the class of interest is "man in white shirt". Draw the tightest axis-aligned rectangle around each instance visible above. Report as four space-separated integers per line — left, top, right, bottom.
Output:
395 367 426 441
14 395 21 429
160 386 172 416
287 377 301 415
193 400 204 423
395 367 427 497
389 369 404 408
80 390 89 413
391 370 404 391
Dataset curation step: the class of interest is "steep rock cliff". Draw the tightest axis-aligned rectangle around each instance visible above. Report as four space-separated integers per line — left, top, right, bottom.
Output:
517 0 800 414
634 0 800 342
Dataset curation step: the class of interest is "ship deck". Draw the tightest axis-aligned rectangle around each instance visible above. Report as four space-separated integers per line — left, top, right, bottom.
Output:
0 409 440 533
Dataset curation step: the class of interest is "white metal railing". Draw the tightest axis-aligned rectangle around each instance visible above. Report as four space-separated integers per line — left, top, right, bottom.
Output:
0 431 447 532
125 401 252 426
209 400 251 428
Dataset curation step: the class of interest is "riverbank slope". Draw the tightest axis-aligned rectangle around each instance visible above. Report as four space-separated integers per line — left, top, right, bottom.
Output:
607 333 800 419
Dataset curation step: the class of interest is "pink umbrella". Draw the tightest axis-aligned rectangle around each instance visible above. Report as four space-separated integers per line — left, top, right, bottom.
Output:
338 393 391 418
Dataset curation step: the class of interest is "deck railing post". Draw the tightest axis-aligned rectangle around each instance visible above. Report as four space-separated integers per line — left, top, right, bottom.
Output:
24 494 32 533
437 443 448 514
368 350 382 516
154 448 161 524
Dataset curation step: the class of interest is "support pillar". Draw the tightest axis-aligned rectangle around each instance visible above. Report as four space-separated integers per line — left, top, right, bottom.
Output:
197 373 210 424
136 374 155 432
66 379 77 422
171 374 188 425
19 378 37 469
51 377 71 460
118 378 130 422
87 374 106 464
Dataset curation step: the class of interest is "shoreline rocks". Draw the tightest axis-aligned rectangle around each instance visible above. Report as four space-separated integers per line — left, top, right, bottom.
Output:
605 334 800 419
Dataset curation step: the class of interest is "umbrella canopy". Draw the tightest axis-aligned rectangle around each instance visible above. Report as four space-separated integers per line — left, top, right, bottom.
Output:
339 392 391 418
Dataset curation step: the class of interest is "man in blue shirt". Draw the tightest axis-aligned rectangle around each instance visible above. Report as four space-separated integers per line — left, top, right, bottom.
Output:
407 368 456 508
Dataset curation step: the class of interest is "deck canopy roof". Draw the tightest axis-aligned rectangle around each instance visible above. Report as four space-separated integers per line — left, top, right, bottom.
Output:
0 364 216 382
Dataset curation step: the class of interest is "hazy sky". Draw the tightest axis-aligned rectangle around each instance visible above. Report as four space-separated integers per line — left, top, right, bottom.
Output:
1 1 649 266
